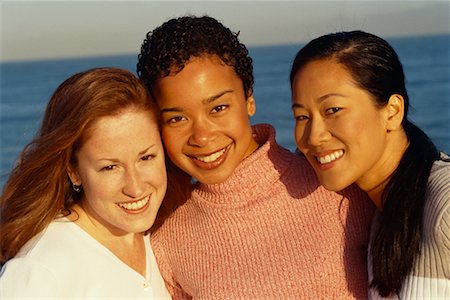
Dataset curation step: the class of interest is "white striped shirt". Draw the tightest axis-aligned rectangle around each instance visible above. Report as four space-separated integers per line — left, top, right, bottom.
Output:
369 156 450 299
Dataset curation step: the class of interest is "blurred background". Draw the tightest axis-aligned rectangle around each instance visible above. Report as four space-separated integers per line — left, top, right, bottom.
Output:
1 0 449 187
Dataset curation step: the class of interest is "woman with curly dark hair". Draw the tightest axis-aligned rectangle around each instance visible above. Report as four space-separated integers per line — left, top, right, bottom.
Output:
290 30 450 299
137 16 374 299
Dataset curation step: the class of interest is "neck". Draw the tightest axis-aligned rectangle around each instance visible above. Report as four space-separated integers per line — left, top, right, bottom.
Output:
69 204 146 276
358 130 409 211
246 138 260 158
69 203 137 244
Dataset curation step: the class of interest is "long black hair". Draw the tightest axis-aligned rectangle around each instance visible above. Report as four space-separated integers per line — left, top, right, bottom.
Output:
290 30 440 297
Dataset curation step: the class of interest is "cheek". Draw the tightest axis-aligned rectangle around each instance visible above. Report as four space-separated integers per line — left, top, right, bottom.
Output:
337 113 386 154
148 161 167 188
337 122 360 138
228 104 252 129
350 113 384 140
161 129 181 155
294 124 307 150
82 174 116 201
233 120 252 140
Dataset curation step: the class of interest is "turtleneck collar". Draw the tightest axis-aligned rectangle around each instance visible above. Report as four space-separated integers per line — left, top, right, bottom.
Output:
193 124 295 205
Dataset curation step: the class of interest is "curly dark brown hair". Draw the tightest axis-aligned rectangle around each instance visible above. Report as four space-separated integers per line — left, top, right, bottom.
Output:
137 15 254 97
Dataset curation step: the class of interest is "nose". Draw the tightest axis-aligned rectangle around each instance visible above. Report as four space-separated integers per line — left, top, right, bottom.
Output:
188 120 215 147
122 167 144 198
305 117 331 147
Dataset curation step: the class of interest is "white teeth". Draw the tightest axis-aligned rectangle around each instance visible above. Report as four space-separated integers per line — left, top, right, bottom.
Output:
317 150 344 164
117 196 149 211
195 147 226 163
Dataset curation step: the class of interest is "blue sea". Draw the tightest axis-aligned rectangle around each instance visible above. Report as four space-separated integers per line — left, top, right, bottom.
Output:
1 34 449 188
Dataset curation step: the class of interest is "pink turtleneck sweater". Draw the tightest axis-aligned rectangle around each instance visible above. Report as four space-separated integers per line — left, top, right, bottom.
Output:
152 124 374 299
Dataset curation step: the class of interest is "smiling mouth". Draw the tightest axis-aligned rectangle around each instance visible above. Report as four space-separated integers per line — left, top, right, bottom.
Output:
316 150 344 164
117 195 150 211
193 145 230 163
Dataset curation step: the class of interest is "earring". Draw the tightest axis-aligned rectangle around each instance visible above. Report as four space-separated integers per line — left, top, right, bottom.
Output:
72 183 82 192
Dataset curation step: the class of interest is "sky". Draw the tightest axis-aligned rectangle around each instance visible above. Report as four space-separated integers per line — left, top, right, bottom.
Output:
1 0 449 62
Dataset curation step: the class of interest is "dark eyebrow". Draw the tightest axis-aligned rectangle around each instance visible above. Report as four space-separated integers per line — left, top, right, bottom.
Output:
291 103 304 109
202 90 233 104
160 107 182 114
291 93 347 109
160 90 234 114
318 93 346 102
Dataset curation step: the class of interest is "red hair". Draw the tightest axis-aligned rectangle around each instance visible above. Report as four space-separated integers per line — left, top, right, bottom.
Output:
0 67 157 263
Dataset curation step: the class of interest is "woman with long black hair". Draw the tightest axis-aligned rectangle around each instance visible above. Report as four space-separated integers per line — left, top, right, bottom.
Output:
290 30 449 299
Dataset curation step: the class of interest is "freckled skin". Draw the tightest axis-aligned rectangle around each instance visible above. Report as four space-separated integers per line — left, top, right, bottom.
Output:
69 110 167 236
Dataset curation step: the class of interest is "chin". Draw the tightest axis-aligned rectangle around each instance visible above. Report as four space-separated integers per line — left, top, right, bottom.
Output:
319 177 349 192
129 221 155 233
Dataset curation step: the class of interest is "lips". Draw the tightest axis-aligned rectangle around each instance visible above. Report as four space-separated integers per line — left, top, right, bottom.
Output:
315 150 344 164
195 147 227 163
190 144 231 170
117 195 150 212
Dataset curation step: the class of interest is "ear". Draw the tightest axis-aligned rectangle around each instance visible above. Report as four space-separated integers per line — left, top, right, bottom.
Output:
67 164 81 186
246 94 256 117
384 94 405 131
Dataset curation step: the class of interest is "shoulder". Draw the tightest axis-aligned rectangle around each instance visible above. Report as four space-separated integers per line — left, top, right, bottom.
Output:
0 253 62 297
427 156 450 213
15 219 79 260
429 156 450 188
151 203 192 247
11 219 98 276
423 159 450 266
425 159 450 218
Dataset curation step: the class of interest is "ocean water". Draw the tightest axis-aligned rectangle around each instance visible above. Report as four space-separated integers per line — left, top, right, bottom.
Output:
1 34 449 188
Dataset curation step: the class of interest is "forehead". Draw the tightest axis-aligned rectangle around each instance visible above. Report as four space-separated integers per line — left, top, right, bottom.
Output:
293 59 356 91
153 56 245 106
298 59 347 79
81 110 157 147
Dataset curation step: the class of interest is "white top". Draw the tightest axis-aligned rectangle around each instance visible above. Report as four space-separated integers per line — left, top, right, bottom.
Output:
368 157 450 299
0 218 171 299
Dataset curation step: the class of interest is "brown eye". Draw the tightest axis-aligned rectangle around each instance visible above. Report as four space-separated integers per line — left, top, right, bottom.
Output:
325 107 341 115
168 116 185 123
101 165 116 171
141 154 155 161
211 105 228 113
295 114 308 121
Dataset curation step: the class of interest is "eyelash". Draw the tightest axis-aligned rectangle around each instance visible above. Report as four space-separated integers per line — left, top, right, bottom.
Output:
211 105 228 113
100 155 155 171
164 104 228 124
101 165 116 172
167 116 186 124
294 107 342 122
141 154 155 161
295 115 309 122
325 107 341 115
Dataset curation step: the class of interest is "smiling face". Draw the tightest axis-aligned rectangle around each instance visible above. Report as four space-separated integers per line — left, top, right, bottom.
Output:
68 109 167 235
152 56 258 185
291 59 396 192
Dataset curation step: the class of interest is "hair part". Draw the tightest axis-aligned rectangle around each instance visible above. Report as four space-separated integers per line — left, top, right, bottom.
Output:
0 67 156 264
290 31 409 117
290 30 440 296
137 15 254 98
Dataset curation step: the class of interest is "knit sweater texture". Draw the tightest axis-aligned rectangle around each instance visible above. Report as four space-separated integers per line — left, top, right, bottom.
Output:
152 124 375 299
